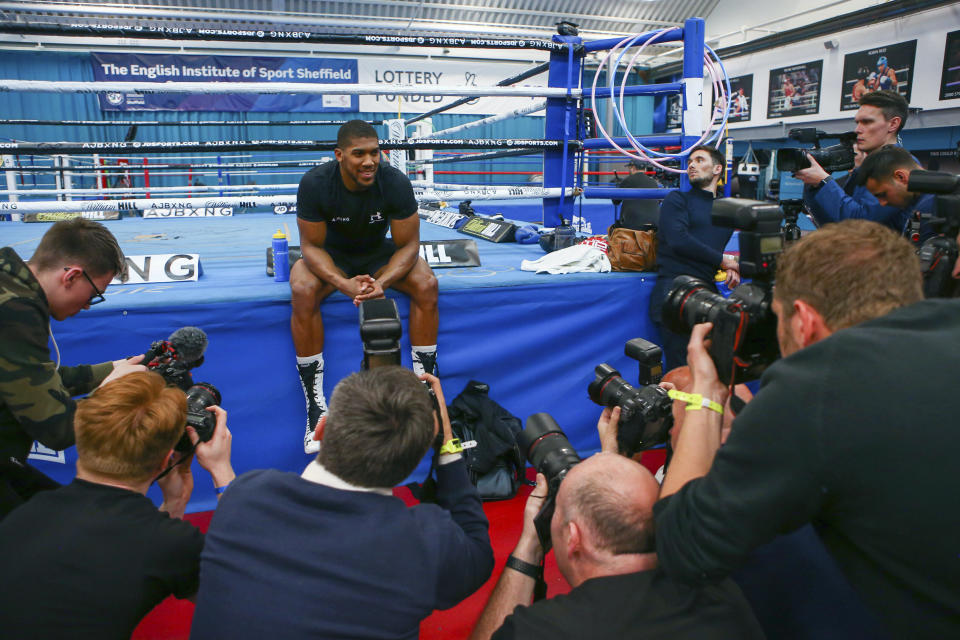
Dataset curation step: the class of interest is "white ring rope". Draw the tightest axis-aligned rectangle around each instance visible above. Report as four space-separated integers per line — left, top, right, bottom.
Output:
0 80 577 99
590 29 731 173
2 186 574 213
0 182 298 196
410 101 546 140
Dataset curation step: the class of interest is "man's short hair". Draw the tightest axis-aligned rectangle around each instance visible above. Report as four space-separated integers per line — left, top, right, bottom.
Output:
563 466 655 555
858 145 920 184
29 218 127 281
74 371 186 482
689 144 724 168
859 90 909 132
319 367 434 488
337 119 378 149
775 219 922 331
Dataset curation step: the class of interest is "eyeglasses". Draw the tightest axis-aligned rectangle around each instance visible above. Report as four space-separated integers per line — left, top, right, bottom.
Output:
64 267 106 306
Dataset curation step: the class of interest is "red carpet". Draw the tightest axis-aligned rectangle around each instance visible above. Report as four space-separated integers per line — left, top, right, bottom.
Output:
133 451 665 639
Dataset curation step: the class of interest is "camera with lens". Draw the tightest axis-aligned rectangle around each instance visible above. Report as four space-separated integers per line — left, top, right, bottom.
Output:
142 327 220 452
587 338 672 456
357 298 441 429
358 298 403 370
907 170 960 298
662 198 783 384
776 128 857 174
174 382 222 452
516 413 581 551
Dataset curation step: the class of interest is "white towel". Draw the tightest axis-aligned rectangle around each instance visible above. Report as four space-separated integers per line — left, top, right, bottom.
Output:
520 244 611 275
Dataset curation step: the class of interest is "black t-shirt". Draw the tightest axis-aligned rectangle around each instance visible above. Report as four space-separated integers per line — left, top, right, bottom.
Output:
296 160 418 253
493 570 763 640
0 479 204 640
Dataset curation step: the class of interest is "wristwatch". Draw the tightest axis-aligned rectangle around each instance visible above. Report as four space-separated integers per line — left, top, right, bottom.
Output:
813 176 832 190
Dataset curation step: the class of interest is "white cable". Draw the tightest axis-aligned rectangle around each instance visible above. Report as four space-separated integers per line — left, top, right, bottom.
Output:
590 30 731 173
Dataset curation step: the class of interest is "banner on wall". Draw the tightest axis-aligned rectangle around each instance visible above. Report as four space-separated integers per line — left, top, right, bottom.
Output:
91 53 358 112
940 30 960 100
725 74 753 123
90 53 547 115
767 61 822 119
839 40 916 111
355 58 544 115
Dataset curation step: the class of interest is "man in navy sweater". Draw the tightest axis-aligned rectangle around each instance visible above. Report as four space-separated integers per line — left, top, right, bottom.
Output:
191 367 494 640
649 145 740 370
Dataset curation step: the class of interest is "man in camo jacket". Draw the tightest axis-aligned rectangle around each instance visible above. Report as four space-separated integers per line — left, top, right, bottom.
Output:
0 218 144 520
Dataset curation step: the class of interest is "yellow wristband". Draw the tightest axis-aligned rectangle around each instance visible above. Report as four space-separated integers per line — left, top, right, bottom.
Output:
668 389 724 415
439 438 463 455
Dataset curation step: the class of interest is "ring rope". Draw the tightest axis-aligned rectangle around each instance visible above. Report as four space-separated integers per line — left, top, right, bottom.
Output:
0 80 578 99
2 186 576 214
0 118 383 127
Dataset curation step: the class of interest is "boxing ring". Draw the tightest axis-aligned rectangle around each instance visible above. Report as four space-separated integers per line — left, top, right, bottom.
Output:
0 19 733 511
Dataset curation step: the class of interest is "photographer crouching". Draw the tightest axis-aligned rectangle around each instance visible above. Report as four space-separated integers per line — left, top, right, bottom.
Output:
0 371 235 637
655 219 960 638
190 368 493 639
0 218 147 520
470 414 762 640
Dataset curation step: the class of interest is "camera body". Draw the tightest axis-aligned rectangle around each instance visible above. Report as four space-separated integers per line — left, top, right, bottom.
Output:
143 334 219 451
358 298 403 369
176 382 222 452
907 170 960 298
776 128 856 173
515 413 582 551
662 198 783 384
357 299 440 435
587 338 673 456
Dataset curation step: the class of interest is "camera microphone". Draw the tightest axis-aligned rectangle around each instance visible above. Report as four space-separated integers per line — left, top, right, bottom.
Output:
166 326 208 365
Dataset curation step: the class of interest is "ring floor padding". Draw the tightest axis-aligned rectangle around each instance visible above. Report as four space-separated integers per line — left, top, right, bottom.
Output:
4 212 666 512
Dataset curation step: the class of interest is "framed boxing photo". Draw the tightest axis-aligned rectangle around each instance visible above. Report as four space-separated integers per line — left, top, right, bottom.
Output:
840 40 916 111
940 30 960 100
767 61 822 119
725 74 753 123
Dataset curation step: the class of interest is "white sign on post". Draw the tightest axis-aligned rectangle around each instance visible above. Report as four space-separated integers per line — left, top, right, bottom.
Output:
357 59 546 115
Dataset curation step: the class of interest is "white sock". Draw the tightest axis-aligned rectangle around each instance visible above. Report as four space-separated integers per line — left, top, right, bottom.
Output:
411 345 438 377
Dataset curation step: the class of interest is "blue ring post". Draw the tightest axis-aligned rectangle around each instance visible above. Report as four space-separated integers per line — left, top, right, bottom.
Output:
680 17 705 192
542 35 581 227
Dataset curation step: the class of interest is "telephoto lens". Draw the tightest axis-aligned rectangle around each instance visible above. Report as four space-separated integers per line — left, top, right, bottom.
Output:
175 382 222 452
660 275 738 335
516 413 581 551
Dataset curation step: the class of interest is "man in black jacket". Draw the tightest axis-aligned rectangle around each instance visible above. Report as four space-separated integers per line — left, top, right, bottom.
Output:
655 219 960 638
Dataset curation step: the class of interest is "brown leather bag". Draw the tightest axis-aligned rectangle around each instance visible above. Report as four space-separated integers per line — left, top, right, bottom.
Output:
606 226 657 271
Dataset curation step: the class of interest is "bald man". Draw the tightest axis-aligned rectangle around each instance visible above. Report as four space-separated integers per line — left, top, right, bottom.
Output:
471 452 762 640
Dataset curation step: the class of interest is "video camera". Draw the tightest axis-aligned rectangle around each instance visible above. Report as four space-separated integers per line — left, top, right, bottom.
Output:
358 298 403 369
516 413 581 551
908 170 960 298
662 198 783 385
776 128 857 174
587 338 672 456
357 298 441 421
143 327 220 452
